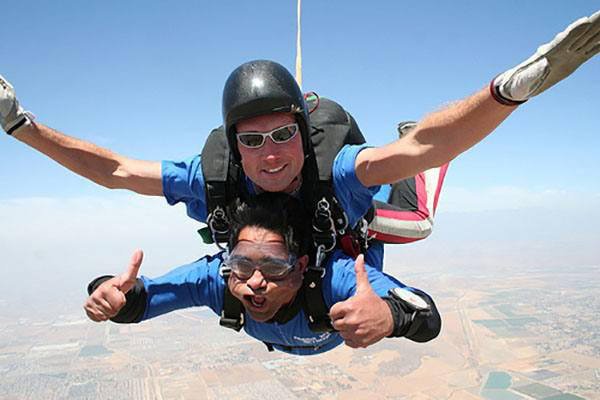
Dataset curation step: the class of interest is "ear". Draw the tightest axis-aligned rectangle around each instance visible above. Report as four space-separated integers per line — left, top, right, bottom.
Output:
296 255 309 274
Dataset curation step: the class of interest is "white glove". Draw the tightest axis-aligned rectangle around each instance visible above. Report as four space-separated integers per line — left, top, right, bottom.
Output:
0 74 34 135
492 10 600 105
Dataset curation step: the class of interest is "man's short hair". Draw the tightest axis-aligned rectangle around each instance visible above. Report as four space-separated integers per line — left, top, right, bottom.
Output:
227 193 312 257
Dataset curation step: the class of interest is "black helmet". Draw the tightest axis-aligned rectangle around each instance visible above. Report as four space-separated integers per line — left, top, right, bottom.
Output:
222 60 311 163
397 121 417 138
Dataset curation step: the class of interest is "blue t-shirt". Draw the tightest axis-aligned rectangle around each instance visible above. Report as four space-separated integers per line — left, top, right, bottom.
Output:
161 144 379 230
140 249 419 356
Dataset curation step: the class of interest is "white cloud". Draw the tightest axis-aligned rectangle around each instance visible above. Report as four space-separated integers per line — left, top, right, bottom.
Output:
384 185 600 272
1 186 599 301
0 195 216 299
439 185 600 213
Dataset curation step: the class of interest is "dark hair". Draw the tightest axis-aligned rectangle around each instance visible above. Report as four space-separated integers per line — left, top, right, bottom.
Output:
227 193 312 257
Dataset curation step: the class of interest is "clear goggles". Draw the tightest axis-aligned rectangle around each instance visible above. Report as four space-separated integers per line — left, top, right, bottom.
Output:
223 242 297 281
236 123 299 149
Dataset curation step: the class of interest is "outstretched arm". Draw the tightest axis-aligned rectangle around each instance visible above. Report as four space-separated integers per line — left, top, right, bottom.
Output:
85 250 224 323
1 75 163 196
14 123 163 195
356 89 516 187
356 10 600 187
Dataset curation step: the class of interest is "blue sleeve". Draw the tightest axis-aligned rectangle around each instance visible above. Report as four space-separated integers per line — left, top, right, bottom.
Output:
373 184 391 202
324 251 428 305
140 252 225 320
332 144 381 228
161 155 208 222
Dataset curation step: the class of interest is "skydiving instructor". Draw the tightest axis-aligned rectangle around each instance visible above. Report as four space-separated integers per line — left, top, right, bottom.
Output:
1 10 599 258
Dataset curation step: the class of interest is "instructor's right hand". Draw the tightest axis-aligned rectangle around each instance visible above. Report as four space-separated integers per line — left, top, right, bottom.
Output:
0 74 33 135
84 250 144 322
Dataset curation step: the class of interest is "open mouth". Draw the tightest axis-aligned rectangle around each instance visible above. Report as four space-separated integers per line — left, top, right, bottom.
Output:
244 295 266 309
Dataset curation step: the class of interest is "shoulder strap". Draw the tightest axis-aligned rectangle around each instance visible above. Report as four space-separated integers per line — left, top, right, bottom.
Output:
301 97 370 266
301 267 335 333
201 126 243 246
307 97 366 181
219 270 245 332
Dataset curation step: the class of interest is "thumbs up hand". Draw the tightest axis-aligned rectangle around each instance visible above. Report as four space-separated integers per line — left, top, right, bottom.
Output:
329 254 394 348
84 250 144 322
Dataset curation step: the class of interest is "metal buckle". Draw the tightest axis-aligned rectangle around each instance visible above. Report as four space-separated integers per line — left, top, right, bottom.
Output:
358 218 369 251
207 206 229 251
219 311 244 331
219 265 231 278
313 245 328 277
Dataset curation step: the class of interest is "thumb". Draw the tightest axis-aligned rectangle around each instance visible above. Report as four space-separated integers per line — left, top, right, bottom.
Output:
118 249 144 293
353 254 372 295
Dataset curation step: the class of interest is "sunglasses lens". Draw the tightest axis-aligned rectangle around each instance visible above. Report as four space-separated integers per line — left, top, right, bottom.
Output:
231 259 255 280
228 257 293 280
271 125 297 143
236 124 298 148
259 261 292 279
238 134 265 148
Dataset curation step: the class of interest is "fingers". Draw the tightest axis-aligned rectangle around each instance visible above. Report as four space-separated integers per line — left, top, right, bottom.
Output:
329 299 349 322
118 249 144 293
580 20 600 55
83 280 127 322
339 329 370 349
344 338 365 349
353 254 371 295
84 300 110 322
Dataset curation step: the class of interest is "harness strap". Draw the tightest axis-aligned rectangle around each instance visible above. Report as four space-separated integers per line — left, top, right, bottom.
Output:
303 268 335 333
219 271 245 332
201 126 245 248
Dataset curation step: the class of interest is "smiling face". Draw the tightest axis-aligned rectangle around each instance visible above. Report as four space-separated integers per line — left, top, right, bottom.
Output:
236 113 305 193
227 225 308 322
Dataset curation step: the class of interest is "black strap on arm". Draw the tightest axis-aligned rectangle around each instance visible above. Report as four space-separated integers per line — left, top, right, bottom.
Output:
383 289 441 342
87 275 147 324
404 290 441 342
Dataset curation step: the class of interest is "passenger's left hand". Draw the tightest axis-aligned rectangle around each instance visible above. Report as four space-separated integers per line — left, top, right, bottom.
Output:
329 254 394 348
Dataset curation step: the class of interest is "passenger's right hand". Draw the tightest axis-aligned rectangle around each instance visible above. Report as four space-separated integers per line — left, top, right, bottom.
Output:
84 250 144 322
0 74 33 135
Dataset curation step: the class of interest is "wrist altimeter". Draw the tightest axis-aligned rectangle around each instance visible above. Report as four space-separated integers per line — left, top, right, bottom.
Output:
384 287 431 338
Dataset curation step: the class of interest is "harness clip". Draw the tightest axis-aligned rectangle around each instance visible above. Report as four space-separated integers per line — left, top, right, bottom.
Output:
208 205 229 251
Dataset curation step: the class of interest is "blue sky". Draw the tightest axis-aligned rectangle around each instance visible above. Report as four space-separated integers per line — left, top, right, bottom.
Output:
0 2 599 293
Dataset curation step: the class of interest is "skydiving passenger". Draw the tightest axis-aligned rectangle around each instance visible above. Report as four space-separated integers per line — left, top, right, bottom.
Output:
1 10 599 270
84 193 442 355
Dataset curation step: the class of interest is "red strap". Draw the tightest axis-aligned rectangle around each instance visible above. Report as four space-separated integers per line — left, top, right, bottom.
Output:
340 234 361 259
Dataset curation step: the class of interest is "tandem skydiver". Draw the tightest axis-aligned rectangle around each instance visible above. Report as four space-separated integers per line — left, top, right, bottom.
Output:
84 193 442 355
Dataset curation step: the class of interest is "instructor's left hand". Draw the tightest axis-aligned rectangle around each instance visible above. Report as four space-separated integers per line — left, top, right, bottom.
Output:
329 254 394 348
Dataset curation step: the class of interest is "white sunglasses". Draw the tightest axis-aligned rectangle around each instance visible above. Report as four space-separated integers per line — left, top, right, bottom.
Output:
236 123 299 149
